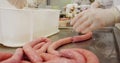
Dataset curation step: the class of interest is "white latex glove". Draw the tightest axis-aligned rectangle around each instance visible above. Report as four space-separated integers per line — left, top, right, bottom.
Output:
70 8 120 33
7 0 27 9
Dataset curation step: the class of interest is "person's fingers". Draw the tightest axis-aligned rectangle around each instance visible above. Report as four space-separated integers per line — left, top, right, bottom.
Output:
81 25 93 34
75 19 92 33
81 22 102 33
73 15 88 30
70 11 85 25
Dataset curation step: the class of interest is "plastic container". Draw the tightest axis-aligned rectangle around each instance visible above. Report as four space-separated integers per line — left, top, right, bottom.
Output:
0 8 60 47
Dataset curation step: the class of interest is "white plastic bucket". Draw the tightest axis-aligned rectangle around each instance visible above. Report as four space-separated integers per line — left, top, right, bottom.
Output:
0 8 60 47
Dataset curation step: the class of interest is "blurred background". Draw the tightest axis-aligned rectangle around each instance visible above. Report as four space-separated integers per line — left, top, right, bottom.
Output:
38 0 95 9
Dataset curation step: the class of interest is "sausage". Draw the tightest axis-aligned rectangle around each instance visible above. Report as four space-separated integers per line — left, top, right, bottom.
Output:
23 42 42 63
1 48 23 63
47 37 73 56
60 49 86 63
40 53 58 61
0 52 12 61
33 37 51 53
21 60 31 63
36 42 51 54
33 42 46 50
0 34 96 63
39 53 75 63
72 32 92 42
44 57 75 63
40 53 75 63
46 32 99 63
23 37 51 63
30 37 50 47
48 32 92 56
72 48 99 63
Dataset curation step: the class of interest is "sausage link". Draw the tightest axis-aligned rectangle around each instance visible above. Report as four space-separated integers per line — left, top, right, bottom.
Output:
48 37 73 56
60 49 86 63
1 48 23 63
23 37 51 63
33 42 46 50
48 32 92 56
36 42 51 54
0 52 12 61
40 53 58 61
72 32 92 42
72 48 99 63
23 43 42 63
21 60 31 63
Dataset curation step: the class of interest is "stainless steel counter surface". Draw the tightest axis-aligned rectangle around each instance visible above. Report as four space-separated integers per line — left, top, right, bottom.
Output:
0 27 120 63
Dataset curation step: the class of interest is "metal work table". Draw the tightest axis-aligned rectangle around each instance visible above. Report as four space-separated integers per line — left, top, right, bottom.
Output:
0 27 120 63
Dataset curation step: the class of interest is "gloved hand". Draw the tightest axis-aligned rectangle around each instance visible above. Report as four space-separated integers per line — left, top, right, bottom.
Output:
70 8 120 33
7 0 27 9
